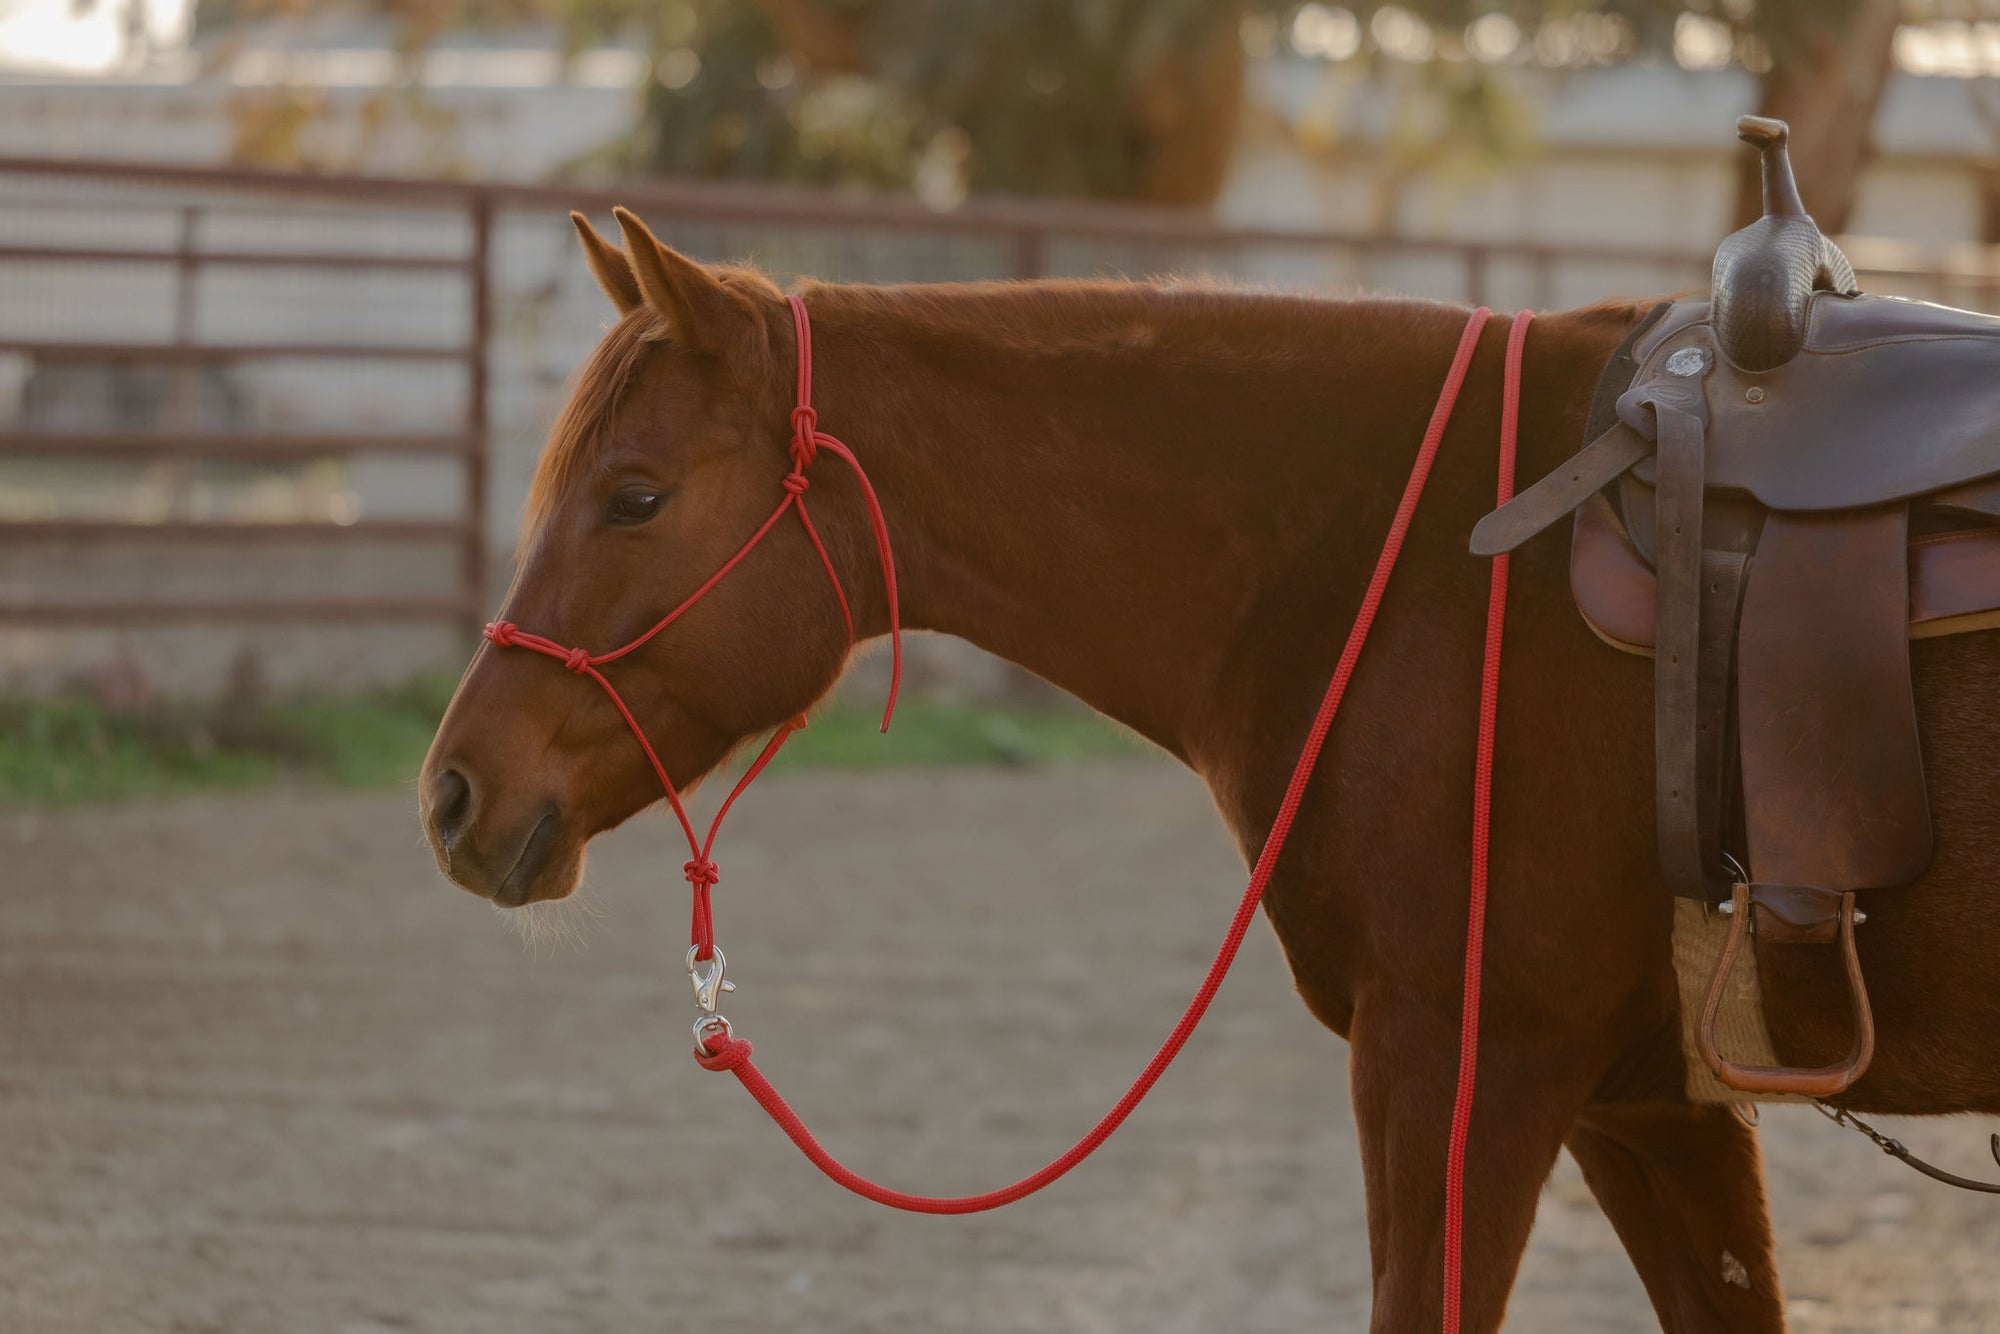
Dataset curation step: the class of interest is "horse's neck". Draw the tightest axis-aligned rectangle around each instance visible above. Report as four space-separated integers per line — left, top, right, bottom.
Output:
805 285 1568 768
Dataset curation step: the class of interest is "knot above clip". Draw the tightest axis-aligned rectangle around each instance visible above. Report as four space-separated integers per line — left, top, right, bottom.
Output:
684 858 721 888
693 1028 752 1071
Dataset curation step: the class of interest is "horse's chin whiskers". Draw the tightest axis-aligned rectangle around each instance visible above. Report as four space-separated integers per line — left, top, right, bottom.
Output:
495 884 602 956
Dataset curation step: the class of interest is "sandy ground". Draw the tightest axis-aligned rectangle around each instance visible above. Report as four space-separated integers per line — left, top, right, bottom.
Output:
3 761 1996 1333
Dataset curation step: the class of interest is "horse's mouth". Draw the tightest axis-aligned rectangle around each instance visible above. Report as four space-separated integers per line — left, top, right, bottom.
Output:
493 808 566 907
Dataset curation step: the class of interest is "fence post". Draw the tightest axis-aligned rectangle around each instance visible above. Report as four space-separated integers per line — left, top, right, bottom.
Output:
1012 228 1049 280
161 205 204 513
1465 245 1490 308
463 194 493 640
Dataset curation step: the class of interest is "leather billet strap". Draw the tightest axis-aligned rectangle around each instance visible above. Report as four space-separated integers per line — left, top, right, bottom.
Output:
1692 548 1750 898
1643 386 1719 902
1470 362 1738 902
1467 300 1671 558
1468 421 1651 557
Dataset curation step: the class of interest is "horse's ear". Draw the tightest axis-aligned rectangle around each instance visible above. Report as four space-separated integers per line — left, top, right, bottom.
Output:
570 212 641 314
611 206 751 357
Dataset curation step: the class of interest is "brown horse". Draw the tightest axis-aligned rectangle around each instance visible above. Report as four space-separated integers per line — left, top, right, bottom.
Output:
419 209 2000 1332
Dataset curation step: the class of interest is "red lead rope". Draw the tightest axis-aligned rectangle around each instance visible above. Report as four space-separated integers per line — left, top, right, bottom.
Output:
694 305 1527 1242
487 294 1530 1324
1442 309 1531 1332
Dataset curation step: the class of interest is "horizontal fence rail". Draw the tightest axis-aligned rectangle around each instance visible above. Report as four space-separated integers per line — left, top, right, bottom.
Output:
0 160 490 640
0 153 1993 675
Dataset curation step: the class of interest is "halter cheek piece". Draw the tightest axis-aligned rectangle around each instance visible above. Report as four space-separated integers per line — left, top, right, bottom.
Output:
481 294 904 1011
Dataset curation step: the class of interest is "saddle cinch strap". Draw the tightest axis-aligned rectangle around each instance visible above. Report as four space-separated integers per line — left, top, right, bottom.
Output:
1470 117 2000 1098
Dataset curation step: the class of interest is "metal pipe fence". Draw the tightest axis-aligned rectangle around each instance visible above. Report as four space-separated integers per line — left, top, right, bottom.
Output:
0 154 1993 692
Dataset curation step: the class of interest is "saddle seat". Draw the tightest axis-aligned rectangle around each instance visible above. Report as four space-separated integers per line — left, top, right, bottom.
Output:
1623 293 2000 510
1470 117 2000 1100
1572 293 2000 652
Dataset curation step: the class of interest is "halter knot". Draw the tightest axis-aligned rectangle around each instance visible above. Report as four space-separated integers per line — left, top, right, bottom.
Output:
789 404 818 443
789 405 819 470
563 647 591 675
684 858 721 889
781 473 810 496
483 620 517 647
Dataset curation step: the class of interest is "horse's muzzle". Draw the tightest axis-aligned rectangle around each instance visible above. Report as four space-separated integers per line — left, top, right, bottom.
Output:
420 762 574 906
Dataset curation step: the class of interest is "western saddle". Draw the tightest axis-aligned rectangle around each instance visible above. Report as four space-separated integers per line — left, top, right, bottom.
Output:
1473 117 2000 1098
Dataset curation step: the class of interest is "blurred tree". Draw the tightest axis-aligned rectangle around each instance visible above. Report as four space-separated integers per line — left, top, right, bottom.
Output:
1726 0 1901 231
582 0 1250 206
188 0 1246 202
1339 1 1895 231
607 0 1907 222
191 0 1919 227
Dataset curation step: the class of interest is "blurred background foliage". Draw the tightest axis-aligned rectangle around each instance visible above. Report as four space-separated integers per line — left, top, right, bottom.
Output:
187 0 1923 226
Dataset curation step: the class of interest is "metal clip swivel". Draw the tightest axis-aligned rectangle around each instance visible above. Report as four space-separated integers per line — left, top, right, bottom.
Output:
687 944 736 1013
687 944 737 1056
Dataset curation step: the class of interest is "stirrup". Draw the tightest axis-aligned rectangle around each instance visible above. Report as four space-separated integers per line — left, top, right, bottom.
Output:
1697 883 1875 1098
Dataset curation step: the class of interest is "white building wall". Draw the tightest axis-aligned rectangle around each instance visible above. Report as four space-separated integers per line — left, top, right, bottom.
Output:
1224 62 1995 258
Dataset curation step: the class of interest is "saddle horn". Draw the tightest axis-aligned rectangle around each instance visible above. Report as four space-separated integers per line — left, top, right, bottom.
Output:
1738 115 1806 217
1710 116 1859 374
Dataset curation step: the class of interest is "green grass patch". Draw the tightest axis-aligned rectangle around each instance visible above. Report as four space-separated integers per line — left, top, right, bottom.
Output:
780 696 1144 769
0 680 1145 807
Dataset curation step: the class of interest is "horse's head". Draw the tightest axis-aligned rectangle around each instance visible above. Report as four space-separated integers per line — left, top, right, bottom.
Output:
419 210 854 906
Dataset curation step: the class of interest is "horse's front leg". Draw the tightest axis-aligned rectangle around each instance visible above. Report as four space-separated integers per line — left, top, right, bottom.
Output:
1567 1101 1785 1332
1349 1006 1599 1333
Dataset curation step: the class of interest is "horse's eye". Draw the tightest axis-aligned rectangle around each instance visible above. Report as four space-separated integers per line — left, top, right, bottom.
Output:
606 487 664 526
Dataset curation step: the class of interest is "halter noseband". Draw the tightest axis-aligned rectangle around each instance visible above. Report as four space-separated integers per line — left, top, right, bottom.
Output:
481 294 903 1003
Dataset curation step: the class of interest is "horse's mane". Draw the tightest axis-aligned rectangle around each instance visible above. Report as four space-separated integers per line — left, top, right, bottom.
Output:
798 274 1459 370
523 269 1485 539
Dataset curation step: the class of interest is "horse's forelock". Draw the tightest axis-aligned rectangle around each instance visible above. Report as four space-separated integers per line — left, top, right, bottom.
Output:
522 308 668 542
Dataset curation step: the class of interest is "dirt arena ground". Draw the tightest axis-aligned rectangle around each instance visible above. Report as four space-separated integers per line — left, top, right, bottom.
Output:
4 761 1997 1332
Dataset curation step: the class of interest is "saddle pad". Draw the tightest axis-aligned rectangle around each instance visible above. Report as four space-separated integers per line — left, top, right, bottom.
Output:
1570 494 2000 652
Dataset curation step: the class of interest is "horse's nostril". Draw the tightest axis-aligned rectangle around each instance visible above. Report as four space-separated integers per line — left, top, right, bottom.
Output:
428 767 474 844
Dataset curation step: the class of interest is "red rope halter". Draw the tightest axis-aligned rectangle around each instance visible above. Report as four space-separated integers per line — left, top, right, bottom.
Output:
483 293 1530 1324
483 294 902 962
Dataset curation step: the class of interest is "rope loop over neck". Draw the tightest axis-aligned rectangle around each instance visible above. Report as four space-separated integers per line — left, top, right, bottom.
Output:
681 307 1520 1226
484 291 1530 1297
